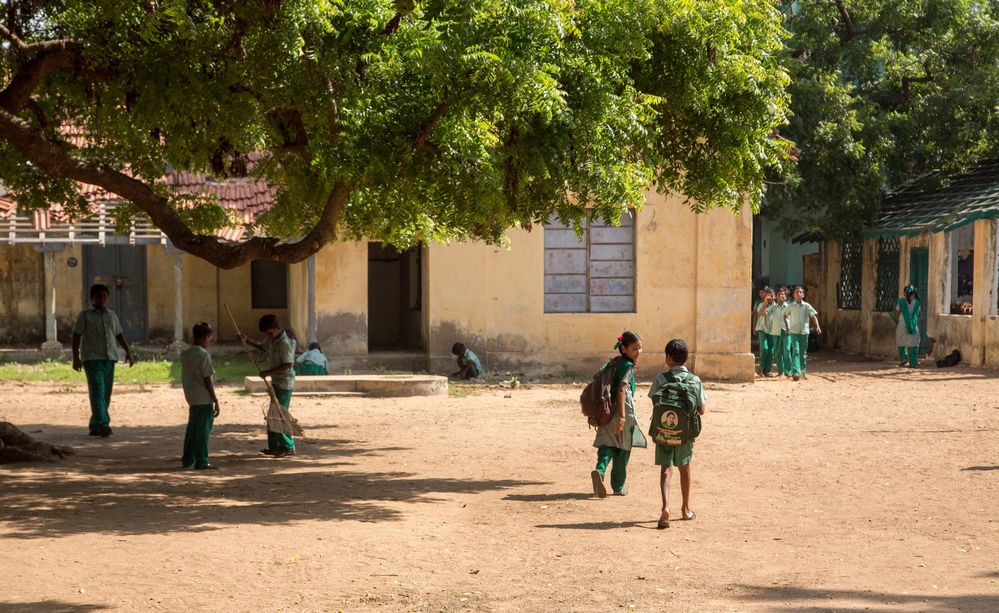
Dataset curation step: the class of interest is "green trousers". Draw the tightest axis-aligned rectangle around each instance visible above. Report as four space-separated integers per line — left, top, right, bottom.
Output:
595 437 632 493
788 333 809 376
771 332 788 375
898 346 918 367
182 404 215 468
267 387 295 451
83 359 116 431
758 331 773 374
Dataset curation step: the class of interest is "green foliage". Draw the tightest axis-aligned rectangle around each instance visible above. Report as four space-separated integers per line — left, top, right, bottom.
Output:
0 0 791 254
767 0 999 240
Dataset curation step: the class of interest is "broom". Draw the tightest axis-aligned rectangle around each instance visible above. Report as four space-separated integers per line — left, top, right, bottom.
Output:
224 304 304 437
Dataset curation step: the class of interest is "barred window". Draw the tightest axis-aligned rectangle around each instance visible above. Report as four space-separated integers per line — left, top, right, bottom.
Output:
948 224 974 314
837 240 862 310
875 237 900 312
544 212 635 313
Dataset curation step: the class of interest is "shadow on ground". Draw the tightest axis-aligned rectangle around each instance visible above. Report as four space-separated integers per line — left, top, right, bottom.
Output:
0 602 109 612
0 423 540 539
731 583 999 613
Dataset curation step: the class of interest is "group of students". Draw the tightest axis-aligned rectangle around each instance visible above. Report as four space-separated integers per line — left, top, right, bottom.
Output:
752 285 822 380
588 332 706 530
72 283 326 469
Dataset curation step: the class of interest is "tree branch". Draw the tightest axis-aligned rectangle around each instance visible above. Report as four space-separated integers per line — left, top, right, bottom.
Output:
833 0 864 42
0 109 351 268
0 23 28 53
0 40 83 112
414 100 448 151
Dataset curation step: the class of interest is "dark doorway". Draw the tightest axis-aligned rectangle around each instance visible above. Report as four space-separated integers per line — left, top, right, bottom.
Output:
82 245 148 342
367 243 424 351
909 247 931 354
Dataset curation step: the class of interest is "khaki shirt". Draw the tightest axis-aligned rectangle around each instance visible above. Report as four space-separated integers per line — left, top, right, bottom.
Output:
73 306 123 362
265 331 296 391
181 345 215 406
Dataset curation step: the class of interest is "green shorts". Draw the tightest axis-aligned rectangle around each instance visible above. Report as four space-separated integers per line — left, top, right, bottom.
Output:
655 441 693 467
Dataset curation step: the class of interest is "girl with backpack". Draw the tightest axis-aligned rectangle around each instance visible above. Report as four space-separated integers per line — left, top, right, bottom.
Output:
590 331 648 498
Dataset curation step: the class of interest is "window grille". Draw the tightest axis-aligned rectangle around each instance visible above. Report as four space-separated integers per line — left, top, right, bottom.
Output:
544 212 635 313
837 240 862 310
875 237 900 312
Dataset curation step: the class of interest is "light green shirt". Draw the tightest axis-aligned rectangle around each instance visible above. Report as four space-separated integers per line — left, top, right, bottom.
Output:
266 331 296 391
72 306 124 362
181 345 215 406
766 302 788 335
753 300 767 332
787 301 818 335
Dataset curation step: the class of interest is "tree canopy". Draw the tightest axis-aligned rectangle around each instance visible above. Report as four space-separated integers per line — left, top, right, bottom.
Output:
767 0 999 240
0 0 790 268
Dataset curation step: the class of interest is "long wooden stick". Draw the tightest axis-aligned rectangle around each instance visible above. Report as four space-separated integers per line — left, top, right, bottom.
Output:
223 303 280 414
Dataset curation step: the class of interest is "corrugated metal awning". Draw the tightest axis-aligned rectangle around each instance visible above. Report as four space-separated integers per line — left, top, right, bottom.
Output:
864 160 999 238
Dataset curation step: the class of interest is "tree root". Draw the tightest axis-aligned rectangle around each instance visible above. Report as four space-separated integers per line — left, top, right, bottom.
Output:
0 421 75 463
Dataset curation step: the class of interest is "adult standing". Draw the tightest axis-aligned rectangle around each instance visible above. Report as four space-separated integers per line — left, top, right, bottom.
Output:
894 285 921 368
72 283 136 437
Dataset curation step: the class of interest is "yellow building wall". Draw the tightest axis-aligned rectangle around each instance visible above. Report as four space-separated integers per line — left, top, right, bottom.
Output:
145 245 175 339
425 191 754 381
53 244 84 342
0 244 44 342
311 241 368 354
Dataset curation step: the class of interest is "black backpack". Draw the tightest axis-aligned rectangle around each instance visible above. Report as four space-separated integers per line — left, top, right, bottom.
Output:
647 371 701 446
579 356 625 428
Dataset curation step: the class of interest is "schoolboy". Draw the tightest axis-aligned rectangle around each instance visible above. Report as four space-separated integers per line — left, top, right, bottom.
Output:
181 322 221 469
241 314 296 457
649 339 706 529
785 286 822 381
72 283 136 437
451 342 482 379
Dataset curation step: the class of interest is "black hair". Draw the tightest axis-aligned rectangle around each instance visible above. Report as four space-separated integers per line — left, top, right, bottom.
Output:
451 342 466 356
285 328 297 341
192 321 212 342
258 314 280 332
793 285 804 292
89 284 110 299
617 331 641 355
308 341 322 352
665 338 688 364
764 286 774 295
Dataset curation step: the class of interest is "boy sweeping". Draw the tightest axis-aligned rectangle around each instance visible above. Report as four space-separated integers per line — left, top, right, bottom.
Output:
181 322 221 469
72 283 136 437
241 314 296 457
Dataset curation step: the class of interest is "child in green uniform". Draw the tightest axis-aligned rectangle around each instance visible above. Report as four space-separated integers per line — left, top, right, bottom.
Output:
756 287 775 376
451 342 483 379
72 283 136 437
894 285 921 368
786 286 821 381
650 339 706 529
181 322 221 469
767 288 790 377
241 314 296 457
295 342 328 375
590 331 648 498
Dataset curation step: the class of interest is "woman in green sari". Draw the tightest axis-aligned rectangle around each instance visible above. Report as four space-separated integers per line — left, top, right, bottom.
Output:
894 285 921 368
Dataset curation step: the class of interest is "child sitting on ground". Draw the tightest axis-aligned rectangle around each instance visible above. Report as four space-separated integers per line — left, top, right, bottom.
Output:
451 342 482 379
180 322 220 470
649 338 706 529
295 342 329 375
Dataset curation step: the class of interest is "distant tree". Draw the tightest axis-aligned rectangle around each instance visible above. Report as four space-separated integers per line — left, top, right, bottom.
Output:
766 0 999 240
0 0 790 268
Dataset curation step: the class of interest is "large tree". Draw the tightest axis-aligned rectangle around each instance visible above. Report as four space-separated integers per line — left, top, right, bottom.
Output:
767 0 999 240
0 0 790 268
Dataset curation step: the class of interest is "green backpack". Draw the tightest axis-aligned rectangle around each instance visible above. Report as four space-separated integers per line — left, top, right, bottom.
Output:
647 371 702 446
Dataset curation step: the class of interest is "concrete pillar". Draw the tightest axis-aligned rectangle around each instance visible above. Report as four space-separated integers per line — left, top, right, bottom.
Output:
36 243 66 356
164 243 186 354
861 239 878 354
970 219 995 366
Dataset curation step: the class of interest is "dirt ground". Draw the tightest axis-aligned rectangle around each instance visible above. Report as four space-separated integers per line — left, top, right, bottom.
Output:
1 354 998 612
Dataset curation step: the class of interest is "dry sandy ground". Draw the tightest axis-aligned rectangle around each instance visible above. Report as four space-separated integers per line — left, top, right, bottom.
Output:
1 355 998 612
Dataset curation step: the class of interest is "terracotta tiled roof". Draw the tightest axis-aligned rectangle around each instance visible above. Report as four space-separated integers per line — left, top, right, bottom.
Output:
0 170 277 243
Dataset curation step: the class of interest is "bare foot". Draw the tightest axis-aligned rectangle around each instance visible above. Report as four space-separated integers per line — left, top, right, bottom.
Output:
681 507 696 521
657 511 670 530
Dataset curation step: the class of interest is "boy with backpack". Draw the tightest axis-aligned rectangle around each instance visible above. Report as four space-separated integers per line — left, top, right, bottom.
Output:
648 339 706 529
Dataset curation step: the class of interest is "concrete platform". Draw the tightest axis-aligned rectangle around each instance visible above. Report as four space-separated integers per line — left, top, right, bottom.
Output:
244 374 448 397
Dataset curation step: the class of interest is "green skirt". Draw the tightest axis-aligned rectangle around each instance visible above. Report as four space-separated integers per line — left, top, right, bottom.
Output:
655 441 693 466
